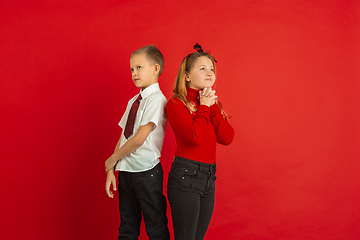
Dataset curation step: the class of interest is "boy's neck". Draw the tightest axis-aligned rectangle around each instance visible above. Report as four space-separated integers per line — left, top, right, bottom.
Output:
141 81 158 90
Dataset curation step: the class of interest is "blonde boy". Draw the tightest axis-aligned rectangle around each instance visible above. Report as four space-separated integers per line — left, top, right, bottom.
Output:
105 45 170 240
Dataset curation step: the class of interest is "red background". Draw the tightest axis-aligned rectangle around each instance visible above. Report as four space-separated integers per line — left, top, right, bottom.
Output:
1 1 359 239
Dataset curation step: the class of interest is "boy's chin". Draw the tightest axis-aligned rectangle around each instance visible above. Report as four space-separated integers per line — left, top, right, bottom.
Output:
134 83 151 90
133 82 143 88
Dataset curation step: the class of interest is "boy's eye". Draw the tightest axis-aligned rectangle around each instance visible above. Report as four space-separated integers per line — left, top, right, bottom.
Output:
200 67 205 70
130 68 134 72
211 68 214 72
137 66 142 69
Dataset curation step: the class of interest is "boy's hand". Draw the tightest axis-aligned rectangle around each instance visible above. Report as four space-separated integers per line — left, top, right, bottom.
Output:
105 169 117 198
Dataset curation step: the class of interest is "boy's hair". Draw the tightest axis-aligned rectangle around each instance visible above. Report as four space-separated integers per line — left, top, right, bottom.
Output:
131 45 164 77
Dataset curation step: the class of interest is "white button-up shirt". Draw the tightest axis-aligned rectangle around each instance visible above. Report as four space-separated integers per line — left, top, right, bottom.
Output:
115 83 167 172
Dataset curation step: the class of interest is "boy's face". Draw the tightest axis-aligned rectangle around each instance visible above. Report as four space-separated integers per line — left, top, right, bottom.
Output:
130 53 159 90
186 56 216 90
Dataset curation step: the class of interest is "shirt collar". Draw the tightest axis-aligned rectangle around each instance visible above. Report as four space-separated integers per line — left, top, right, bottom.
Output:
139 83 160 99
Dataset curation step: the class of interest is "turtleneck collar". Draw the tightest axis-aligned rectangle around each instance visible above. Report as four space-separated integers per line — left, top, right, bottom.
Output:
186 86 200 102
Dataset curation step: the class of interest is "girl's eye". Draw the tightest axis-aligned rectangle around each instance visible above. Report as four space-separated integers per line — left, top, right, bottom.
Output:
211 69 214 72
200 67 205 70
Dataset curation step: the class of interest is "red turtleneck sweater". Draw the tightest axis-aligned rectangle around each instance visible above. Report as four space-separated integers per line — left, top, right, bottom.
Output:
166 87 234 164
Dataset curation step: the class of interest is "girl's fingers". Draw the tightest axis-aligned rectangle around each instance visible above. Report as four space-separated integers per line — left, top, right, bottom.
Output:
202 87 208 96
208 90 216 97
203 87 213 97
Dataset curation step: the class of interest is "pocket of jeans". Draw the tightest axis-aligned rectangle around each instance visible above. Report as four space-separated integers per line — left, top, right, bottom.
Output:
138 169 161 178
180 169 198 179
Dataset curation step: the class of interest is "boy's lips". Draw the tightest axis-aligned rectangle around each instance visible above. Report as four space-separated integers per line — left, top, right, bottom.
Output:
134 78 140 82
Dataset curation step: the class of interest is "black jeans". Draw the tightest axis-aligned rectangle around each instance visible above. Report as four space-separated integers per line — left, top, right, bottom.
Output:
167 156 217 240
117 163 170 240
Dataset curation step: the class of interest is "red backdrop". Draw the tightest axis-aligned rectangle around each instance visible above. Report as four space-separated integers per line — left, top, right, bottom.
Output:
1 1 359 239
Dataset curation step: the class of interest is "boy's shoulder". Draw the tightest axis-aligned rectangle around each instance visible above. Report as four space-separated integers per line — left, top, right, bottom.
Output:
144 90 167 108
143 84 166 101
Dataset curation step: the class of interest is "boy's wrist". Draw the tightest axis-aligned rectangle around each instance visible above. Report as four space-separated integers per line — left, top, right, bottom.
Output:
105 157 116 173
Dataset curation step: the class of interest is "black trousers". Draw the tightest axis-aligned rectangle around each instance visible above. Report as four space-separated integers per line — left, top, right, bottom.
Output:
117 163 170 240
167 156 217 240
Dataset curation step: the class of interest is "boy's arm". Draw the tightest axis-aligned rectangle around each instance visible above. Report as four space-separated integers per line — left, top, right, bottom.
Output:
105 122 155 172
114 135 121 152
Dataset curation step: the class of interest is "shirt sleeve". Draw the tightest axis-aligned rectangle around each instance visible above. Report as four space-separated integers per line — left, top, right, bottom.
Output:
210 103 235 145
167 98 210 146
139 94 167 127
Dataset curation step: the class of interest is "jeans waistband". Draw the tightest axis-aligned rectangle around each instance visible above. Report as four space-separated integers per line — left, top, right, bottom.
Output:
173 156 216 173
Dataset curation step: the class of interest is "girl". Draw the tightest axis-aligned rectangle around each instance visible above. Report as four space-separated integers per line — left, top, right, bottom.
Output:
166 44 235 240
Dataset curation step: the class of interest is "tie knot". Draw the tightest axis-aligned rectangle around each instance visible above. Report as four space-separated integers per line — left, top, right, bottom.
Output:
136 94 142 102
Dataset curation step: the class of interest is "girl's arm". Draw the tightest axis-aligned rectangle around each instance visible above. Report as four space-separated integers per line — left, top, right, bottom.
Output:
167 98 210 145
210 103 234 145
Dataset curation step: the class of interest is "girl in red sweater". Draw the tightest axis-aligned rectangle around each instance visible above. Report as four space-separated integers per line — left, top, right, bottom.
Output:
167 44 234 240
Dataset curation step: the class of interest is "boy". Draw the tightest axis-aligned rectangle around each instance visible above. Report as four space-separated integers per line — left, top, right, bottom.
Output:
105 45 170 240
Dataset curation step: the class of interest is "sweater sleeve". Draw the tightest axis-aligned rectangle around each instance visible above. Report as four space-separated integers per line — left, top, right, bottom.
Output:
210 104 235 145
167 98 210 146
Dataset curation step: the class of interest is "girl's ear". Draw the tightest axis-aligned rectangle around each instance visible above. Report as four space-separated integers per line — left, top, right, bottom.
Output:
185 72 190 82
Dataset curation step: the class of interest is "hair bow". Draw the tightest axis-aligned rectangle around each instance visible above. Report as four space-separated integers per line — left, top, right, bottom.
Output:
186 43 218 63
193 43 203 53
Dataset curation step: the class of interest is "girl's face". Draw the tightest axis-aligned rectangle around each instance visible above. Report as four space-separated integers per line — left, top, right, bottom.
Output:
186 56 216 90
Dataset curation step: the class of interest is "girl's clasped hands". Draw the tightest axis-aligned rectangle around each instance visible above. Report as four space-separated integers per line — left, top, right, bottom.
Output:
199 87 218 107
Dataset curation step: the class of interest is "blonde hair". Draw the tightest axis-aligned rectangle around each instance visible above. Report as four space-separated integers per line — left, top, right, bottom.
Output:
172 52 229 119
131 45 164 76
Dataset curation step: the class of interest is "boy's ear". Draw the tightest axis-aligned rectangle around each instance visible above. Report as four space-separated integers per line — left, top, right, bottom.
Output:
153 64 160 75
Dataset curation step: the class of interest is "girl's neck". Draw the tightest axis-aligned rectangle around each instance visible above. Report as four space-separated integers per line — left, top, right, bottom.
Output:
186 86 199 101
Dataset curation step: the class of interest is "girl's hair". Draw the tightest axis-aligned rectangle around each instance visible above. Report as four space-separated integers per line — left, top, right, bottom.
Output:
172 51 229 119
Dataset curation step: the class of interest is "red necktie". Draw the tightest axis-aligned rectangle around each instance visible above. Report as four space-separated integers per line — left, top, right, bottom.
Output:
124 94 142 139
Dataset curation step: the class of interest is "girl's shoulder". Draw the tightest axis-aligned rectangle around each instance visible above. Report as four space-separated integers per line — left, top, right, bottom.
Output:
167 96 182 104
166 96 186 109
